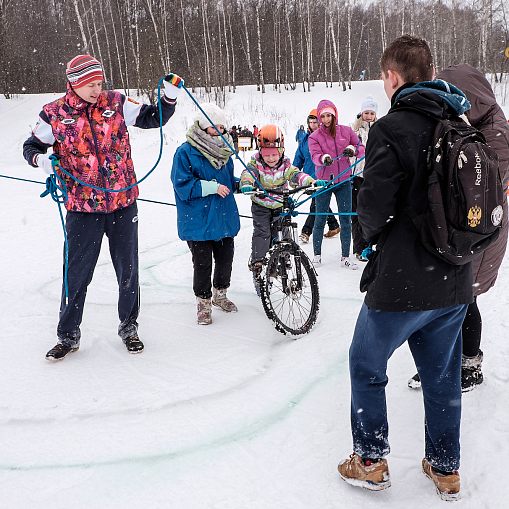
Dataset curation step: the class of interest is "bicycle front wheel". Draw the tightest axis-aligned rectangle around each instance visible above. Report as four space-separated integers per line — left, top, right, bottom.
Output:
258 242 319 336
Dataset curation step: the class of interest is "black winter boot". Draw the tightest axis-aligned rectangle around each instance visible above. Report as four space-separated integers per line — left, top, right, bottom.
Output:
46 344 79 361
461 350 483 392
123 333 144 354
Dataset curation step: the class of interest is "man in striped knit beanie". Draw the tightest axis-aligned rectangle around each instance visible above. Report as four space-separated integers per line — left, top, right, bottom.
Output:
23 54 184 361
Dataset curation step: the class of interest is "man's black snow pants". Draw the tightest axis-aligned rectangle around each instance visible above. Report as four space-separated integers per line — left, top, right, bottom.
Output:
57 202 139 348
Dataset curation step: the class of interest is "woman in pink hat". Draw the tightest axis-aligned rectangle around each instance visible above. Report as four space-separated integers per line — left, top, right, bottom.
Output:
308 99 365 269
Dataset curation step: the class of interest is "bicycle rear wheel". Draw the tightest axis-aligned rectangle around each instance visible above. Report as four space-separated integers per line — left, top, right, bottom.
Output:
258 242 319 336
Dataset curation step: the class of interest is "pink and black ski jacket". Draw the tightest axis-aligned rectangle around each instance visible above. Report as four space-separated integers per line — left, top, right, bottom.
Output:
23 83 176 213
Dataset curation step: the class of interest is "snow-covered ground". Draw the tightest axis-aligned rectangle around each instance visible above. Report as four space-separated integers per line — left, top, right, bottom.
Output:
0 81 508 508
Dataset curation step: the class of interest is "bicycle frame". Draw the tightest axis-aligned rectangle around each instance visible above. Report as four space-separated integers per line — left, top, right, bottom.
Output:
262 185 317 294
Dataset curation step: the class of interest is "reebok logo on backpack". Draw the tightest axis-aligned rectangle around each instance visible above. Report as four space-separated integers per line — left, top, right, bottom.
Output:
410 118 504 265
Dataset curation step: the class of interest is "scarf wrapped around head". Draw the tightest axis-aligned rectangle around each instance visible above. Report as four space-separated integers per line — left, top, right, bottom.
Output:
186 121 234 169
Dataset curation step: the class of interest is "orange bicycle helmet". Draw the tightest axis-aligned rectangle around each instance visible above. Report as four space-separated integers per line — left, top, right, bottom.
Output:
257 124 284 149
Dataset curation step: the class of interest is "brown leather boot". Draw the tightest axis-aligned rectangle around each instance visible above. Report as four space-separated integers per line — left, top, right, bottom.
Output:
338 453 391 491
422 458 460 501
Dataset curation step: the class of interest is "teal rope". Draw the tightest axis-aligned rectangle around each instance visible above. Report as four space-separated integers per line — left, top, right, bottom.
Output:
0 173 254 220
181 85 282 204
40 162 70 304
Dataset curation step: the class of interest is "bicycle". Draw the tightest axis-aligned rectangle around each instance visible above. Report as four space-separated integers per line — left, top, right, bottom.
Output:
247 184 320 336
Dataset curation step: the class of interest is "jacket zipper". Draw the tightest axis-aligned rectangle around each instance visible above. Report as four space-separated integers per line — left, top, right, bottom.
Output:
86 105 110 213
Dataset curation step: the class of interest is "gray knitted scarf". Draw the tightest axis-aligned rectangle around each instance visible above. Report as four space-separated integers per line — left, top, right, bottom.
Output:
186 121 234 169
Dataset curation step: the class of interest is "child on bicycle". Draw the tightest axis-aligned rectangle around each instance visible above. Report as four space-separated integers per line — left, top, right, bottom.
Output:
239 124 326 275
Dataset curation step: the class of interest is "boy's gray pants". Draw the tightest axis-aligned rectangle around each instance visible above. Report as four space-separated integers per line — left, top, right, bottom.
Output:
251 202 291 263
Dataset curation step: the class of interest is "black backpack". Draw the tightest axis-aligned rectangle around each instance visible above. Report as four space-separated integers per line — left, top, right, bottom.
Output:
408 117 504 265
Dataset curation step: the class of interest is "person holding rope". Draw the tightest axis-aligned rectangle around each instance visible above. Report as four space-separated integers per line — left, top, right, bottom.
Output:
22 54 182 361
294 109 340 244
308 99 365 269
171 103 240 326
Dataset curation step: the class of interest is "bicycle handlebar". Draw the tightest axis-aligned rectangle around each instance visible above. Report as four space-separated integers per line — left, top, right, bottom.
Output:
245 183 319 197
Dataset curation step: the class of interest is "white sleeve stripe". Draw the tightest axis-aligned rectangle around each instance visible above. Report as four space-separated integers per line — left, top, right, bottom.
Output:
123 98 143 127
34 117 56 145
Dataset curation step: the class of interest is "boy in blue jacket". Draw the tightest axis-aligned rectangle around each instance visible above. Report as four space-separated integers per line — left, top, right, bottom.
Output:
171 104 240 325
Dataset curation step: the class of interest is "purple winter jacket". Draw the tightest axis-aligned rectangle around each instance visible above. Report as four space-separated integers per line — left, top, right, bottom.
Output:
308 99 365 182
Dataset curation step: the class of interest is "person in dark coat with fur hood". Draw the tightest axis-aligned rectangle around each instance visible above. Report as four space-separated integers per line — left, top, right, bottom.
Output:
409 63 509 392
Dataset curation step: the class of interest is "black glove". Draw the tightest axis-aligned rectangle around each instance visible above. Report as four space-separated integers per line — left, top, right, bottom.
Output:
322 155 333 166
343 145 355 157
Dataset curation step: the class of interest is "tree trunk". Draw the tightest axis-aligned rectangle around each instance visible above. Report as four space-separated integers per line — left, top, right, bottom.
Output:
220 2 231 92
112 0 129 93
306 0 313 87
285 0 296 89
145 0 167 73
241 2 255 82
379 0 386 52
329 0 346 90
88 0 106 82
347 0 352 88
72 0 88 51
98 0 114 88
180 0 191 77
227 10 236 92
201 0 211 92
255 2 265 93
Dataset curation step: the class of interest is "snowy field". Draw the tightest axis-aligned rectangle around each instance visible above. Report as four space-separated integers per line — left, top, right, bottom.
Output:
0 80 508 508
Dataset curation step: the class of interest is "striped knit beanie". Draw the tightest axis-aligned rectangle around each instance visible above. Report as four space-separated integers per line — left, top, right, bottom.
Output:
66 55 103 88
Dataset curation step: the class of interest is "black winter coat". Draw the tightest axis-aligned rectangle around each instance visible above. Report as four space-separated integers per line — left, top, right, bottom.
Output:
357 84 473 312
437 64 509 296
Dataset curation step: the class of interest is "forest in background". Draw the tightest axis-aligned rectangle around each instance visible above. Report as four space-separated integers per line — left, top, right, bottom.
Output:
1 0 508 99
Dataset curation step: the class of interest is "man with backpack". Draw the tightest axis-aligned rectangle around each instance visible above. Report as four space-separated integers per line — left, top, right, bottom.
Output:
337 35 476 501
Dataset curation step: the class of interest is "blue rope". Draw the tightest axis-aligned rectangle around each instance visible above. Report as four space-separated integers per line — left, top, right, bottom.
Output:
181 85 282 204
0 174 254 220
40 164 70 304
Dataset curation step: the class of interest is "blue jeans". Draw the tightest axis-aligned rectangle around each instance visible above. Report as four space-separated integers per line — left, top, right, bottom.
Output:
301 197 339 236
349 303 467 471
312 183 352 257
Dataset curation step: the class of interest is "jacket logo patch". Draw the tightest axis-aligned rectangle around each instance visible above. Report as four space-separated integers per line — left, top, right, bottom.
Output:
127 97 140 105
62 118 75 125
132 215 138 223
102 110 115 118
467 205 481 227
491 205 503 226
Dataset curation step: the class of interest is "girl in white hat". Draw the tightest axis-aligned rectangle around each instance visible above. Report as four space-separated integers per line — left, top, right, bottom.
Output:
350 95 378 261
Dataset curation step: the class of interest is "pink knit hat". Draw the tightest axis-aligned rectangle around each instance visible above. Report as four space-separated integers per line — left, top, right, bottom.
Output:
318 106 337 118
66 55 104 88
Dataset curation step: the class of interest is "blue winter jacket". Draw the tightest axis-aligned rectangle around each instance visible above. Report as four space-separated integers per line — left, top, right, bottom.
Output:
171 142 240 241
292 132 315 176
295 128 306 144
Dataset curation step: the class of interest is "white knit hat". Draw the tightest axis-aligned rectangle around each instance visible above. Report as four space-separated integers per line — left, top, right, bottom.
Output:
196 103 227 130
360 94 378 114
